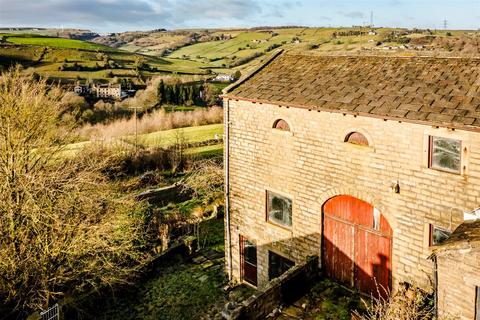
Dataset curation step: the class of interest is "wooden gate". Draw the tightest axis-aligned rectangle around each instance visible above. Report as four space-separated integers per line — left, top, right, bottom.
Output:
322 195 392 296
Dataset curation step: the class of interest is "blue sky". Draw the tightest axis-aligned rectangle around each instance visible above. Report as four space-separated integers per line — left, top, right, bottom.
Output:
0 0 478 33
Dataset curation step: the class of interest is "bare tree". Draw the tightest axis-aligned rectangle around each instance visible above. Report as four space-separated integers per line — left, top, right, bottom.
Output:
0 67 146 316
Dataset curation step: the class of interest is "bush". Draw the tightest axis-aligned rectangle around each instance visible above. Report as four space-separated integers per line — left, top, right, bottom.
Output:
353 283 434 320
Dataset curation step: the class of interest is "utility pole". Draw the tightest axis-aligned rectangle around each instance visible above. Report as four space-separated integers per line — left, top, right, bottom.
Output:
129 106 141 153
370 11 374 27
443 19 448 30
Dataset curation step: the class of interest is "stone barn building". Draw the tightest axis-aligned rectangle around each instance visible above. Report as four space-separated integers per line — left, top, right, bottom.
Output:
435 219 480 319
222 51 480 315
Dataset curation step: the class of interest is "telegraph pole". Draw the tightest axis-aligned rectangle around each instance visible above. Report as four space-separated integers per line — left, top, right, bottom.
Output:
443 19 448 30
129 106 141 153
370 11 374 27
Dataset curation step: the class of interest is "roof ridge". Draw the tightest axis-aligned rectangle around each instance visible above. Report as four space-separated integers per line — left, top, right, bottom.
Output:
222 49 284 94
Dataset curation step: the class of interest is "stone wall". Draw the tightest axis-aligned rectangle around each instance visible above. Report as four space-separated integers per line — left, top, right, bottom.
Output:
222 256 319 320
225 98 480 291
436 249 480 319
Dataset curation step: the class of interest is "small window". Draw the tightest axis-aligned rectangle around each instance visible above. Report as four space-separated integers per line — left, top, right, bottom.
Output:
267 191 292 227
345 132 369 146
373 208 380 231
429 225 451 246
268 251 295 280
273 119 290 131
429 136 461 173
475 286 480 320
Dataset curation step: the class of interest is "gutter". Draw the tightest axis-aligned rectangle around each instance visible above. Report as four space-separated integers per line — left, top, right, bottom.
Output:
224 98 233 281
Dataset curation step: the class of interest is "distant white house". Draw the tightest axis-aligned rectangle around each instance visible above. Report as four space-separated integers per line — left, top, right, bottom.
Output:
93 84 122 99
213 74 234 82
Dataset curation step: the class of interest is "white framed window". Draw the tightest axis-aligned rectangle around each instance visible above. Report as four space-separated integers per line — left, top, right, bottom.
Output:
429 136 461 174
266 191 292 228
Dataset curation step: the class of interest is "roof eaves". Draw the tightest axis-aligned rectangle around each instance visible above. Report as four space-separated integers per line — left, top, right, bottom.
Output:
225 95 480 133
221 49 284 96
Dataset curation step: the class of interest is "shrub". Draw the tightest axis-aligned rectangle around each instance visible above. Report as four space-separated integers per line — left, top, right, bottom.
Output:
353 283 435 320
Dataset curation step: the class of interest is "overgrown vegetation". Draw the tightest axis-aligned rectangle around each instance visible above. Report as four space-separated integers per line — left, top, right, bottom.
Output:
77 106 223 140
0 68 148 317
353 283 435 320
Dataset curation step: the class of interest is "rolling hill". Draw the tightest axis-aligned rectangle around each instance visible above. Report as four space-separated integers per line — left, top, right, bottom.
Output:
1 27 479 83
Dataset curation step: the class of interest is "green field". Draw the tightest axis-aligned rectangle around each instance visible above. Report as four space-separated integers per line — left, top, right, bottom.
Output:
0 34 209 79
63 124 224 156
1 28 477 82
136 123 223 148
2 34 113 51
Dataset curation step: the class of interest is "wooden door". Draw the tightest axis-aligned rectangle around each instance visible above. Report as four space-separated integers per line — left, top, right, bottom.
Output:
240 236 257 286
322 195 392 296
323 214 354 286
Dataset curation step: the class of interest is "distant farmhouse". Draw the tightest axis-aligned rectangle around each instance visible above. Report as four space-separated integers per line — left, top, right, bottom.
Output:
93 83 122 99
222 51 480 319
74 83 126 100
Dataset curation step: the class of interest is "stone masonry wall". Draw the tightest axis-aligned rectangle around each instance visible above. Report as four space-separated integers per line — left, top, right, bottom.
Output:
225 98 480 291
437 250 480 319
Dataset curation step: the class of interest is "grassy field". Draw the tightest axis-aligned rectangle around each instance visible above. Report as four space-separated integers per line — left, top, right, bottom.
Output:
136 123 223 148
119 32 188 56
1 28 478 82
63 124 224 156
0 34 210 80
2 34 113 51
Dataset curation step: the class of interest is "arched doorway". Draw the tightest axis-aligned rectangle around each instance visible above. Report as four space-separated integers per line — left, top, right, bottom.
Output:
322 195 392 296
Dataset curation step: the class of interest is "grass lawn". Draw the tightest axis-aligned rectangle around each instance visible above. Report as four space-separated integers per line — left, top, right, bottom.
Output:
136 123 223 148
186 144 223 158
87 219 253 320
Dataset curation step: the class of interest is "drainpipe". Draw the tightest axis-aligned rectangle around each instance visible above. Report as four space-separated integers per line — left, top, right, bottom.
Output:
432 253 438 319
224 98 233 281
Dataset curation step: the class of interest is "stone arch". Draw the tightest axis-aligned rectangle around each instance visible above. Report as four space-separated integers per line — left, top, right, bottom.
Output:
272 119 291 131
341 127 374 147
317 185 398 233
269 113 294 133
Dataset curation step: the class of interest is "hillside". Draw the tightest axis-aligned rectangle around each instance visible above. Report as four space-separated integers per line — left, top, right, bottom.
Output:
89 26 480 74
0 34 210 83
1 27 479 83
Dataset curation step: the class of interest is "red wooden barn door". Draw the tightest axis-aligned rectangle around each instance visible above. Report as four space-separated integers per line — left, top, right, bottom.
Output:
322 195 392 296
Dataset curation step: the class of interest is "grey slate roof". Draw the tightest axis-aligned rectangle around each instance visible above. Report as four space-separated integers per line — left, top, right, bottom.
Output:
224 52 480 131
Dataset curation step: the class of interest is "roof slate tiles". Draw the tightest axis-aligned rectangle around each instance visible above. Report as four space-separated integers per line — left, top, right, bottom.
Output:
225 53 480 130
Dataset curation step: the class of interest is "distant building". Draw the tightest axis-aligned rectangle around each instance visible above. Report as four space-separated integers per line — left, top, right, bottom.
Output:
213 74 234 83
93 84 122 99
73 84 89 95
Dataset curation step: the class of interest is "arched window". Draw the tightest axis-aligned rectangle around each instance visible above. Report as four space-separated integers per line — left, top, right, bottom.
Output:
273 119 290 131
345 132 369 146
